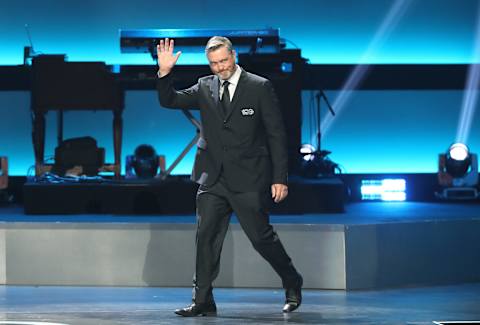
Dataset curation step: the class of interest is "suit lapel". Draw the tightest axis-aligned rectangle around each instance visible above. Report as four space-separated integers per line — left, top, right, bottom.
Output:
208 75 224 120
225 70 247 121
209 75 220 105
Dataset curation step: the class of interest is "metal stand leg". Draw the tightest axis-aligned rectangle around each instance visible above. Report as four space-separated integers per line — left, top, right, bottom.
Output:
160 109 202 180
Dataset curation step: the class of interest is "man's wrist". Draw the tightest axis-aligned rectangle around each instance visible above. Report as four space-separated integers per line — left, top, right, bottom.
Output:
157 69 171 78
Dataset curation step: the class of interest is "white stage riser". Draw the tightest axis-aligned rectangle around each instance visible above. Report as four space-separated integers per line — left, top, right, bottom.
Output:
0 223 346 289
1 220 479 289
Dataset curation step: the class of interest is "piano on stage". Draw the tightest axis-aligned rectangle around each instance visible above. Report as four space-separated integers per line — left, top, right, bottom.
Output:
31 55 125 178
120 28 282 58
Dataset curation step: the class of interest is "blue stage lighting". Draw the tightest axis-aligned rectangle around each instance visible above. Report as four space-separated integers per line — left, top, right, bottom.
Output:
361 179 406 201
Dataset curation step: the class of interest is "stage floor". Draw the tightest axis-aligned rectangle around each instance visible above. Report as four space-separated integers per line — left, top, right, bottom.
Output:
1 201 479 224
1 284 480 324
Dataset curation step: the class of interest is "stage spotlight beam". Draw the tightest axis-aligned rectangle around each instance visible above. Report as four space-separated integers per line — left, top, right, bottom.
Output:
456 2 480 144
317 0 412 142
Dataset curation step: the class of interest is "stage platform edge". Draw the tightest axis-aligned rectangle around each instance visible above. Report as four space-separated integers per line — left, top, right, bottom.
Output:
23 176 345 214
1 216 479 290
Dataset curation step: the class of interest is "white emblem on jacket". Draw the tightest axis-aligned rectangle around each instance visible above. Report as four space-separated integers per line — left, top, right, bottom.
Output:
241 108 255 116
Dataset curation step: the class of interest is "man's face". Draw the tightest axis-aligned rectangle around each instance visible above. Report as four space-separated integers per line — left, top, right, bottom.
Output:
207 46 236 80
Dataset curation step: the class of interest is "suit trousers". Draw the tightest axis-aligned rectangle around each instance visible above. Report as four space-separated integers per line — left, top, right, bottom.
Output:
192 174 300 303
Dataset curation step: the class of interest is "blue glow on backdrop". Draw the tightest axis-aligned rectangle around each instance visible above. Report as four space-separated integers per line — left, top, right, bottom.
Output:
1 0 480 175
1 89 479 175
0 91 199 176
1 0 479 65
301 90 480 174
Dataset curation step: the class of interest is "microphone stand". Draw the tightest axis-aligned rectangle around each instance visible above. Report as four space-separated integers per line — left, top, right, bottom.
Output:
315 90 335 157
313 89 337 175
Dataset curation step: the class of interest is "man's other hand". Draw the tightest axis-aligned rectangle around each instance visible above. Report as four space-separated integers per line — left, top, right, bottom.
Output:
271 184 288 203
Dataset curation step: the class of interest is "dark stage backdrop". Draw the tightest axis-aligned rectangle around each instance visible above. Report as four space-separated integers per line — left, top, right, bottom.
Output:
0 0 479 175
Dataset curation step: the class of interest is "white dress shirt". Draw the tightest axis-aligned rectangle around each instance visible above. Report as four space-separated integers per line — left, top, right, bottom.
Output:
220 65 241 102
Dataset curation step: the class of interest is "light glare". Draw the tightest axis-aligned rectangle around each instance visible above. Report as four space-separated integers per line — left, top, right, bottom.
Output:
449 143 469 161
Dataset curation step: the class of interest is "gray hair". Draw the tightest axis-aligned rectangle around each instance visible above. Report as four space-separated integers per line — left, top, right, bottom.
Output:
205 36 233 54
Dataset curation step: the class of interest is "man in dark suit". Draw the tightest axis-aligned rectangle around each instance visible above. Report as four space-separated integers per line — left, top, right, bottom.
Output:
156 36 302 317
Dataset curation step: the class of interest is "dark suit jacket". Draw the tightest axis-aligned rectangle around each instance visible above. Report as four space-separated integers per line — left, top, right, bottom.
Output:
157 68 288 192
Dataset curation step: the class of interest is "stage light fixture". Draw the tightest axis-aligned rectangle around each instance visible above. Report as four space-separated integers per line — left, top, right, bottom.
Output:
300 144 316 162
445 143 471 178
361 179 406 201
126 144 160 179
437 142 479 200
299 144 338 178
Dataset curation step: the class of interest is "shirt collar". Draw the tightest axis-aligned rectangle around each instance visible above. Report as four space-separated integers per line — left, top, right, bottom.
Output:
223 65 241 86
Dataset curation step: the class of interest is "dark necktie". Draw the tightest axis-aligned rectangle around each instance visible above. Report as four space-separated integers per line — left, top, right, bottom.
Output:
221 81 230 116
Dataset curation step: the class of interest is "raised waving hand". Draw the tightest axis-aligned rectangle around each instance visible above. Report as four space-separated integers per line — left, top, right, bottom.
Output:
157 38 182 77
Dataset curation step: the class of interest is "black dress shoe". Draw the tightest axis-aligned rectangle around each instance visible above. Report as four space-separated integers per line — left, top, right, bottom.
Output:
283 275 303 313
174 302 217 317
